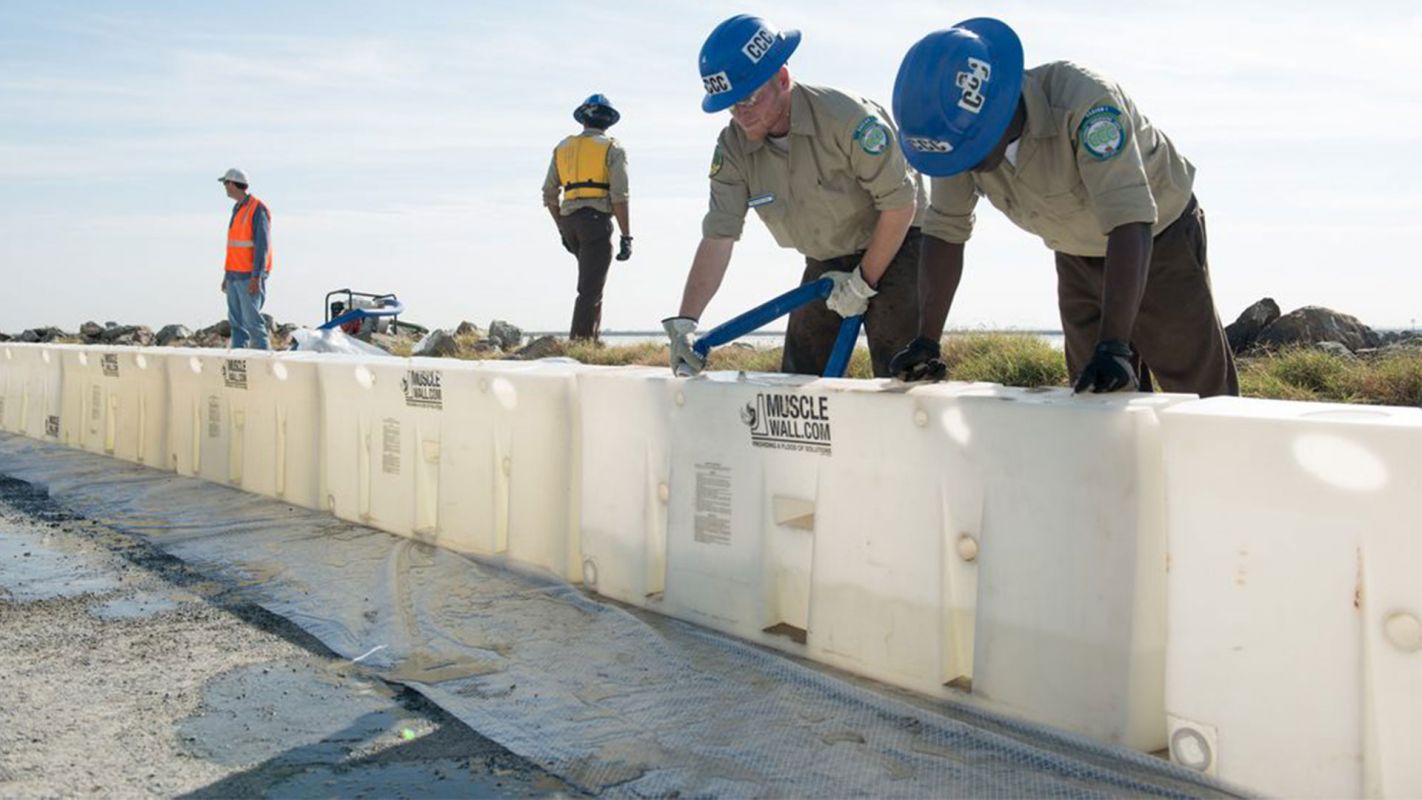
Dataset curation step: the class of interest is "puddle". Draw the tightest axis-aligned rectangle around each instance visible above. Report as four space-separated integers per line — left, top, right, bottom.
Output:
180 657 402 767
88 592 182 620
0 530 118 601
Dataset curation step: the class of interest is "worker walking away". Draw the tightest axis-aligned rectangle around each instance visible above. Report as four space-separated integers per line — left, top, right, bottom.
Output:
888 18 1238 396
663 14 925 378
543 94 632 342
219 168 272 350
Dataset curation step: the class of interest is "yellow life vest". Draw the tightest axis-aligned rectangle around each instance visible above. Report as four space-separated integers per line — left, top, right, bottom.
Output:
555 135 612 201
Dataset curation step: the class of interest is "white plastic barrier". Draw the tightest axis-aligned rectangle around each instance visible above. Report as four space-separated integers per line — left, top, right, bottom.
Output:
577 367 677 606
1161 397 1422 798
320 356 588 580
56 346 168 466
661 374 993 694
0 344 67 443
636 372 1183 751
166 348 328 509
0 344 27 433
947 385 1189 752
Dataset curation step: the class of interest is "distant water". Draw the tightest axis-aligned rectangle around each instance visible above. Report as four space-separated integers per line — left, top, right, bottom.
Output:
572 331 1067 351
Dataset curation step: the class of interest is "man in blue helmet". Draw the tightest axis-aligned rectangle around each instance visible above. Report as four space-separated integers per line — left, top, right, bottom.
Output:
663 15 925 377
543 94 633 341
888 19 1238 397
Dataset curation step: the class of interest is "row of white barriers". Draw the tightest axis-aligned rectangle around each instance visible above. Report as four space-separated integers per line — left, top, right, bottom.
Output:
1 341 1417 798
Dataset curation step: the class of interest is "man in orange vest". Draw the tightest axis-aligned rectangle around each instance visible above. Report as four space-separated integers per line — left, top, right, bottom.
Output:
219 168 273 350
542 94 632 341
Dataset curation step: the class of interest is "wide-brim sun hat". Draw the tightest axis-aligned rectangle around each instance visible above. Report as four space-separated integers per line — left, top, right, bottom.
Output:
699 15 801 113
892 17 1023 176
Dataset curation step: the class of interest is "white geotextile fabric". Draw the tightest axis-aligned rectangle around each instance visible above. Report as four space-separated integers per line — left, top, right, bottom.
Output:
0 434 1242 798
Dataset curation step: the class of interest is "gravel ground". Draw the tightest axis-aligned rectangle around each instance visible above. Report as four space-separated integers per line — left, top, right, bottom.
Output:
0 475 575 798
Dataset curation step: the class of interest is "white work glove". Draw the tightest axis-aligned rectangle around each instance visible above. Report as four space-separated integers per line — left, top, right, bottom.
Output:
825 265 877 318
662 316 705 377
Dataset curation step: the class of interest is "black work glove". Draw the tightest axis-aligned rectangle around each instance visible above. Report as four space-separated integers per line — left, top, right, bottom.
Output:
889 337 948 382
1073 340 1138 394
560 234 577 255
615 235 633 262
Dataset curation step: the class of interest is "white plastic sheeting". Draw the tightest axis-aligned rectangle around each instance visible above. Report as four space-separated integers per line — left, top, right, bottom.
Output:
0 341 1417 797
1161 397 1422 798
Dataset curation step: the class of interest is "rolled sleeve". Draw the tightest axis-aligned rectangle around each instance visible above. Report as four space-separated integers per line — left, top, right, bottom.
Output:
541 155 561 208
607 143 630 203
848 113 916 211
1074 97 1157 234
921 174 978 244
701 142 748 240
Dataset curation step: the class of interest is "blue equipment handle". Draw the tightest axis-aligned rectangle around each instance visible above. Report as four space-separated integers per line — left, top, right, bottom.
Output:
692 278 863 378
319 298 406 331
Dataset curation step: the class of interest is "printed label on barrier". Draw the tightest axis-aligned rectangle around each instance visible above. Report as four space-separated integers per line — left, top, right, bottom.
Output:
90 385 102 428
402 370 443 410
694 462 733 546
741 392 833 455
45 415 59 439
222 359 249 390
381 418 401 475
207 396 221 438
100 354 120 378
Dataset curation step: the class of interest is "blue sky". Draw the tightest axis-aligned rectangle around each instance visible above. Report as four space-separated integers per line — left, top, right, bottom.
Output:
2 1 1420 333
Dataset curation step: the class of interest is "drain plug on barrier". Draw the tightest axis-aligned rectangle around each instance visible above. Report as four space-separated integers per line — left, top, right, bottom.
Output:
957 534 979 562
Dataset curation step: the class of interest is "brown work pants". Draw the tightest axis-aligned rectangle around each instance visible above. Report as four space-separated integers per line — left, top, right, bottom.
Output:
1055 197 1239 397
783 228 921 378
560 207 614 340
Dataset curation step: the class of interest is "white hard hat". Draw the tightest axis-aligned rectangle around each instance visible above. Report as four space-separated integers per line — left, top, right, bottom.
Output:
218 168 249 184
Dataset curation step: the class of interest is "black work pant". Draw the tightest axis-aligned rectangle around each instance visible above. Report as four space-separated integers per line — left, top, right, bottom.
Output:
1055 197 1239 397
782 228 921 378
560 207 614 341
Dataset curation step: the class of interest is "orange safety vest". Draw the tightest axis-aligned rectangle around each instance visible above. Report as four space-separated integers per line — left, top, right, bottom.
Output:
225 195 272 273
555 135 612 201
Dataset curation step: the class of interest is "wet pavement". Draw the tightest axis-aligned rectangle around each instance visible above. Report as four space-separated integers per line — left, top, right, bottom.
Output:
0 475 575 798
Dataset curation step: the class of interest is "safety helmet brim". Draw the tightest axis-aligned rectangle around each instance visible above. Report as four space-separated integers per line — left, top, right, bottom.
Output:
701 28 800 113
893 17 1023 177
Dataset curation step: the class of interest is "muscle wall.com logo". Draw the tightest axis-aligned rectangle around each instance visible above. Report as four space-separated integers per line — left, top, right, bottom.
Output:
401 370 443 410
221 359 248 390
741 391 833 455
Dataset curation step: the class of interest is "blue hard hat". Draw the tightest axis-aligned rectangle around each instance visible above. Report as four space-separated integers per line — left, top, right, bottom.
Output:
892 18 1024 176
698 15 801 113
574 94 620 127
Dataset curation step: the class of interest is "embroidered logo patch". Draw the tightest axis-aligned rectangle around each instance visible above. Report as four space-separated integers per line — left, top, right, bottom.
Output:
1078 106 1128 160
748 193 775 208
854 117 889 155
710 145 724 178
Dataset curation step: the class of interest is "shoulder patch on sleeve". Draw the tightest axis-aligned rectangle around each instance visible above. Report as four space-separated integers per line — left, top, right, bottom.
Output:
853 116 890 156
709 144 724 178
1077 105 1128 160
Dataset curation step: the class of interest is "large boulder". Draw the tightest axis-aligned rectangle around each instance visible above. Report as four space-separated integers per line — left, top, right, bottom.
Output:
0 333 10 342
191 320 232 348
19 327 66 343
1225 298 1280 354
454 320 482 338
487 320 523 350
513 335 562 360
79 321 105 341
155 324 193 347
1256 306 1380 353
1314 341 1357 361
100 325 154 346
412 329 461 358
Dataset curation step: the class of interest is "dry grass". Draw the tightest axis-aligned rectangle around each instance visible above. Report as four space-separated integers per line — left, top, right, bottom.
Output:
1238 345 1422 406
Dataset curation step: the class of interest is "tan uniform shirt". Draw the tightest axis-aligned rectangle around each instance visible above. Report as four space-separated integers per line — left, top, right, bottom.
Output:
702 83 926 262
923 61 1195 257
541 128 630 216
